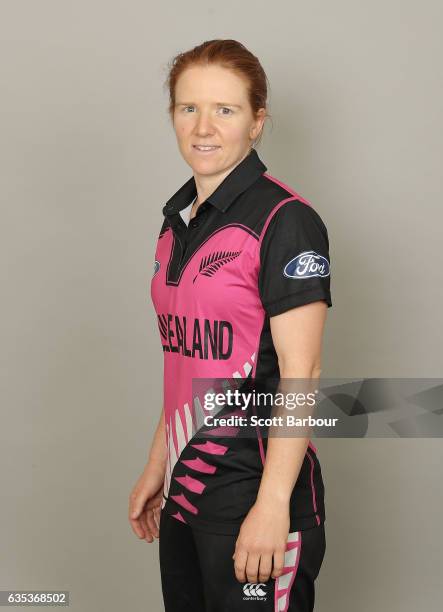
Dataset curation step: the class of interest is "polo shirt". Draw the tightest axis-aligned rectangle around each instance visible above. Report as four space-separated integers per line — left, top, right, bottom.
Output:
150 148 332 535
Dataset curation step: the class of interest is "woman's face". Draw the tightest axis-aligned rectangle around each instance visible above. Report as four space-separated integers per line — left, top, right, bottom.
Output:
172 64 265 178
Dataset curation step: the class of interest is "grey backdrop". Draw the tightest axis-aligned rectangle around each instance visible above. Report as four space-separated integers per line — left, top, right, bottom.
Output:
1 1 442 611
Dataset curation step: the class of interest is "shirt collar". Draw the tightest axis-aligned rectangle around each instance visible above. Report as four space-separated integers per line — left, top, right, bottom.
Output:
162 148 267 217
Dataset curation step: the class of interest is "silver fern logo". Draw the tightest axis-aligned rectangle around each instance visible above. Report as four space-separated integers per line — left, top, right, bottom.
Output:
242 583 267 600
193 250 241 283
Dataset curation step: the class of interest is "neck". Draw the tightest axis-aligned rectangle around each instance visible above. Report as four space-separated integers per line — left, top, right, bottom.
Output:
193 147 252 205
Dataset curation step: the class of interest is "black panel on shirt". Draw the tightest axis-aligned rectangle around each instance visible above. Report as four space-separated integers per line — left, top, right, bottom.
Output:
258 200 332 317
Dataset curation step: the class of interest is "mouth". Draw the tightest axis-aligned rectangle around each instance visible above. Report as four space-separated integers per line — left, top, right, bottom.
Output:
192 145 221 154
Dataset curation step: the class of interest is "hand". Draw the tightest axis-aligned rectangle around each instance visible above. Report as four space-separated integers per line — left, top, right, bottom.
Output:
232 498 290 583
128 462 165 543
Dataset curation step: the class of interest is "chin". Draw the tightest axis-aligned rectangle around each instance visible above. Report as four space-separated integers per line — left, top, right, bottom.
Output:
190 159 223 176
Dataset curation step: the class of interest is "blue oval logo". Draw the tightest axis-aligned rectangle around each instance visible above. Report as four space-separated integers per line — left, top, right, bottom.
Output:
283 250 330 279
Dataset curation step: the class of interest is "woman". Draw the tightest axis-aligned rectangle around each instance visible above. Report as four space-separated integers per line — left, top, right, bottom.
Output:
129 39 332 612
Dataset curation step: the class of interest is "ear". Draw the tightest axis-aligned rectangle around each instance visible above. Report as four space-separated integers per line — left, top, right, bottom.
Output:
250 107 267 140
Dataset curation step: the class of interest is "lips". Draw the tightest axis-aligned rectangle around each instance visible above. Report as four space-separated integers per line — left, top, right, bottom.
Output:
193 145 221 152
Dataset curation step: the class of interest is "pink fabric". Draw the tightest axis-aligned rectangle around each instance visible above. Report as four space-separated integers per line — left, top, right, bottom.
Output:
306 450 320 526
152 224 264 501
190 440 229 455
180 457 217 474
274 531 302 611
263 173 312 206
171 511 187 523
170 493 199 515
174 474 206 494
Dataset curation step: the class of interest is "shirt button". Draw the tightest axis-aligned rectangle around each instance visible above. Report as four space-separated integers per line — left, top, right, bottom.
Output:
190 220 199 228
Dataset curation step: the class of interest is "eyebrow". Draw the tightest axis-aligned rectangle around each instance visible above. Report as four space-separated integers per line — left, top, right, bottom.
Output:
175 102 243 108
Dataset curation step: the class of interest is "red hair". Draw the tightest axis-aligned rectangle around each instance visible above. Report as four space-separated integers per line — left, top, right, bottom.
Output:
164 39 271 146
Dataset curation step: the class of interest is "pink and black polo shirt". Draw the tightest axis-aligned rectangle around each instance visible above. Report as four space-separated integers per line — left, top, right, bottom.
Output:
150 148 332 534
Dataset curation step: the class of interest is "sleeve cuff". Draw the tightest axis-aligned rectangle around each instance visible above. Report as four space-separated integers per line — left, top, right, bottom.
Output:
263 288 332 317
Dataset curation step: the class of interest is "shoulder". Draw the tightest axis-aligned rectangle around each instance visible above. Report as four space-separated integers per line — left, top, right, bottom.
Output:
252 173 329 240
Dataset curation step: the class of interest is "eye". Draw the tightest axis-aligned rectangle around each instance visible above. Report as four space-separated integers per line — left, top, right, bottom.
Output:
183 105 195 113
218 107 233 116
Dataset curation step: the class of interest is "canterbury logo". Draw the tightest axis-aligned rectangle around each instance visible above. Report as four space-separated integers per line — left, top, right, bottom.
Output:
242 583 267 597
193 250 241 283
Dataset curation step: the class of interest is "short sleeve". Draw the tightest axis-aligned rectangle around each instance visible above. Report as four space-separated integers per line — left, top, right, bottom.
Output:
258 201 332 317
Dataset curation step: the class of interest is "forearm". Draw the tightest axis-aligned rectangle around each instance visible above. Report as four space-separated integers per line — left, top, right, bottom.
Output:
256 367 320 505
257 434 309 504
146 405 168 473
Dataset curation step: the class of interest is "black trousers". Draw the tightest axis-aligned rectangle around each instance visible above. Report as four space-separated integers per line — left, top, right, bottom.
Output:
158 509 326 611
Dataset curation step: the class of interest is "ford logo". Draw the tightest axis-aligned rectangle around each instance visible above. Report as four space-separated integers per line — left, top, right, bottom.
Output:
283 250 330 279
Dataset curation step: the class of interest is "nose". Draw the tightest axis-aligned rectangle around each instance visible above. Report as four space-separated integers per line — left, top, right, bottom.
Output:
194 110 215 136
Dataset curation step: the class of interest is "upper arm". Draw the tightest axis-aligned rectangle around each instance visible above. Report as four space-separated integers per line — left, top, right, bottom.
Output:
270 301 327 373
258 200 332 372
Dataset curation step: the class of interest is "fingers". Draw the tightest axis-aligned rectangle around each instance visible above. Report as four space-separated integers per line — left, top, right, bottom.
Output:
245 553 260 584
271 548 285 579
129 504 162 542
153 506 161 531
129 494 144 521
139 510 154 543
129 515 146 539
128 489 150 540
128 473 164 542
233 544 261 583
146 508 160 540
233 545 248 583
258 553 273 583
233 544 286 583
